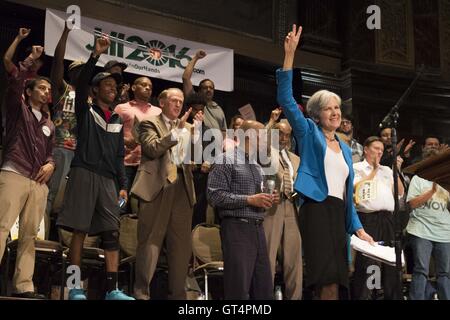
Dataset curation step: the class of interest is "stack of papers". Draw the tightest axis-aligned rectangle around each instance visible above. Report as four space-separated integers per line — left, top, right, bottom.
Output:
350 235 405 267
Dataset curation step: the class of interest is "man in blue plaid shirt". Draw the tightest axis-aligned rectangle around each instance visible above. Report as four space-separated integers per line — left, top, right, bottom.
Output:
207 120 279 300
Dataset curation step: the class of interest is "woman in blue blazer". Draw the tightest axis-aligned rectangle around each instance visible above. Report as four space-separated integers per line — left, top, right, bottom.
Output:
277 25 374 300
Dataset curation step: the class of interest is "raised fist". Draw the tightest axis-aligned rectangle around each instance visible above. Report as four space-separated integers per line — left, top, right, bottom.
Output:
31 46 44 60
195 50 207 59
18 28 31 40
94 36 111 56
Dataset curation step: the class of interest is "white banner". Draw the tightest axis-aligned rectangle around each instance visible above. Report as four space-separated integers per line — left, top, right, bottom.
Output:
44 9 234 91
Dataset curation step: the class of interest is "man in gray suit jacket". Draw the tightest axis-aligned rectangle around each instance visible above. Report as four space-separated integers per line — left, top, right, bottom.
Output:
131 88 197 300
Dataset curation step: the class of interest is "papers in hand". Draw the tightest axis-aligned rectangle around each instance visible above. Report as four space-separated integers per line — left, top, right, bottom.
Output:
350 235 405 267
238 104 256 120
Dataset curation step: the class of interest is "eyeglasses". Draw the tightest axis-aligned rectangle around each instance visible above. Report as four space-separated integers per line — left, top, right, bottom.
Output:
341 120 352 125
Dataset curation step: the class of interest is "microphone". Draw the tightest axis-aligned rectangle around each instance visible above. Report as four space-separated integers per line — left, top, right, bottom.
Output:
378 106 398 129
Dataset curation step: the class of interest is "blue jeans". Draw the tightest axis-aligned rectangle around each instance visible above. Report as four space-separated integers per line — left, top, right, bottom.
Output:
409 234 450 300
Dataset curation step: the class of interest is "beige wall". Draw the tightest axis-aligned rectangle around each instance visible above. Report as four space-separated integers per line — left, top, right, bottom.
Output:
12 0 341 73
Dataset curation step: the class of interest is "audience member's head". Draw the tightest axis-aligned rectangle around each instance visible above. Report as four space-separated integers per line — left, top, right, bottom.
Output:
198 79 215 102
132 77 152 102
239 120 266 155
24 76 51 109
230 115 244 130
161 88 184 120
274 121 292 151
104 60 127 75
422 136 441 159
363 136 384 167
380 127 392 147
339 113 354 136
306 90 342 131
91 72 122 105
185 92 207 121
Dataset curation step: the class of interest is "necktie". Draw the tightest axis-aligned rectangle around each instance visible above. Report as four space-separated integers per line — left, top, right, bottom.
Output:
168 120 175 131
167 120 178 183
280 151 293 198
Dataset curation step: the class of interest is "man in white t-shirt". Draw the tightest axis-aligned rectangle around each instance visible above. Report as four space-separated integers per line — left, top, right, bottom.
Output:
352 136 404 300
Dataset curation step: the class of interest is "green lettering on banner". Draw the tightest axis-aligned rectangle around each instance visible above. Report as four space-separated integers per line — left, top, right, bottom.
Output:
166 45 191 68
83 28 199 72
85 27 103 51
109 31 118 56
126 35 147 61
116 33 125 58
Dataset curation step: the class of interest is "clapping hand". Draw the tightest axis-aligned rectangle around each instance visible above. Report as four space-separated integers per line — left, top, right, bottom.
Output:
178 108 192 129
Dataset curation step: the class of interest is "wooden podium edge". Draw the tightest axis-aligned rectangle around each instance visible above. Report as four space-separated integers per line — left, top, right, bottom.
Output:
403 150 450 191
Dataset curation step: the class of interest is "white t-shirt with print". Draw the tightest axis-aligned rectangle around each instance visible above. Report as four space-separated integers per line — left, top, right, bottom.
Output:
406 175 450 243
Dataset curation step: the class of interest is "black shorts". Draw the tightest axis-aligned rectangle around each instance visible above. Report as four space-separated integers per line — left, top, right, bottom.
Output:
57 167 120 235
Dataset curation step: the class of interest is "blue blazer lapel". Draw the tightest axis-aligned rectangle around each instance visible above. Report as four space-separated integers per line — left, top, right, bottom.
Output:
317 128 327 158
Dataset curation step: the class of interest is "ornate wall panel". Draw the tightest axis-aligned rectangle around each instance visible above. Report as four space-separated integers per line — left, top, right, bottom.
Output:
412 0 440 69
439 0 450 79
298 0 342 57
375 0 415 68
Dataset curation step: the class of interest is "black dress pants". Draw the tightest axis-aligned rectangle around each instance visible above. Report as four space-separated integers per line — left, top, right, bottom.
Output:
220 217 273 300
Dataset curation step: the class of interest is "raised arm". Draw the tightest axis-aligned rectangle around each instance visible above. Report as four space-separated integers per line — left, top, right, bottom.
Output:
182 49 206 96
276 24 311 139
3 28 30 74
5 46 43 116
75 36 110 119
265 108 282 129
50 23 71 102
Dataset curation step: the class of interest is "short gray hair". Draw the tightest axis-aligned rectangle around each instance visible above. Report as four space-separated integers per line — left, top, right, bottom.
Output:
306 90 342 122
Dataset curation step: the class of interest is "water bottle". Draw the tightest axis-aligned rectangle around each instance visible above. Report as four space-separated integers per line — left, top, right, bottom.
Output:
274 285 283 300
118 197 127 209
